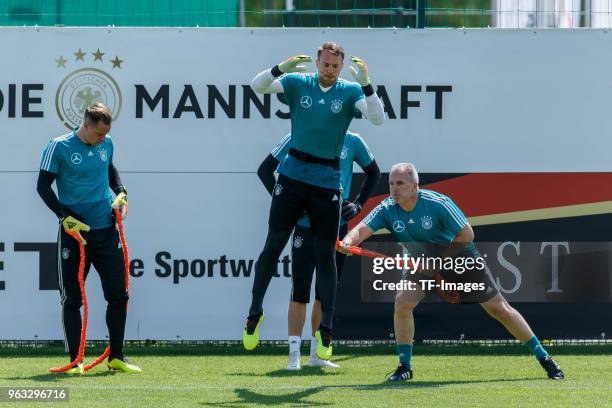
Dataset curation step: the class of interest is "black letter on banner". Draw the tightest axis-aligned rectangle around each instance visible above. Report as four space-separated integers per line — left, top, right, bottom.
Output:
22 84 44 117
207 85 235 118
230 259 253 277
191 260 206 277
275 94 290 119
13 243 57 290
130 259 144 277
155 252 172 277
8 84 16 118
0 242 4 290
207 259 217 277
375 85 396 119
0 89 4 113
135 85 169 118
401 86 421 119
426 85 452 119
219 255 229 277
281 255 291 277
242 86 270 118
173 85 204 118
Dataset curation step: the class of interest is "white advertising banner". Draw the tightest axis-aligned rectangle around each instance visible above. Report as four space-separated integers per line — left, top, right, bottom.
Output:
1 27 611 339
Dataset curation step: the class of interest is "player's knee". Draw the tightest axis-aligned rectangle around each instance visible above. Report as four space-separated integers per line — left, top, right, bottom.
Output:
62 296 82 310
394 300 416 316
107 298 128 311
395 288 421 304
487 302 515 322
291 282 311 303
260 229 292 260
105 289 129 305
313 245 336 279
313 239 335 258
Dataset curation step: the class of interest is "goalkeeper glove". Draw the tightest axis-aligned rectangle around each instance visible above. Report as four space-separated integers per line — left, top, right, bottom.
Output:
112 192 128 220
349 56 370 87
61 216 91 245
278 55 312 74
341 200 363 221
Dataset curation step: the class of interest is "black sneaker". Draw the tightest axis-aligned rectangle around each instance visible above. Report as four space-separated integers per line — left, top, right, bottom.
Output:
538 356 564 380
387 364 413 382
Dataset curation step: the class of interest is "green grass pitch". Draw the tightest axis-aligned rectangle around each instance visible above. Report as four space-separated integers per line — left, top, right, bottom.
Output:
0 345 610 407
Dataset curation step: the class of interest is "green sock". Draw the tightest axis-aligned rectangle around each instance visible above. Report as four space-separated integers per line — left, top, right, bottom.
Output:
524 336 549 360
396 344 413 368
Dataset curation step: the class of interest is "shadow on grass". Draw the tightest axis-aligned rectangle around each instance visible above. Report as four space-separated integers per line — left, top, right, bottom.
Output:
4 369 116 382
200 387 332 407
230 354 359 378
386 376 544 388
265 366 342 378
200 376 543 406
231 366 341 378
4 373 65 382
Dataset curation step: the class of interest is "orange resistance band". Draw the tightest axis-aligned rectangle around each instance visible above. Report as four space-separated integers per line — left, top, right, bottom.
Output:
49 208 130 373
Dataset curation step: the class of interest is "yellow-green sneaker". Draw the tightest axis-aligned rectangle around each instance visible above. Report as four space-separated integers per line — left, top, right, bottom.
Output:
315 328 333 361
65 363 84 375
243 313 265 351
108 358 142 373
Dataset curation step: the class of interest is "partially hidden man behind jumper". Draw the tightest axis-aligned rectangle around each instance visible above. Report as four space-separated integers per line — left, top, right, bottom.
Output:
37 103 141 374
245 42 385 360
258 129 381 370
339 163 564 381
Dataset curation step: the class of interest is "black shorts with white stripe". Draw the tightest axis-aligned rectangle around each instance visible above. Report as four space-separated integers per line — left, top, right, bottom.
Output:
290 223 349 303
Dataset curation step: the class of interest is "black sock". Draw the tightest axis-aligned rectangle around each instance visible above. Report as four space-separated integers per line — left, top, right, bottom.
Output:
108 351 124 361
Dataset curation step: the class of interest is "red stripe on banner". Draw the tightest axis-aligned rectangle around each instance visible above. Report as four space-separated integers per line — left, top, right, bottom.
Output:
348 173 612 229
425 173 612 217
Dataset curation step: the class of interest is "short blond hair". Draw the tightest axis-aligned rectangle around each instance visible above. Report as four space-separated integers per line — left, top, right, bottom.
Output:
84 103 112 125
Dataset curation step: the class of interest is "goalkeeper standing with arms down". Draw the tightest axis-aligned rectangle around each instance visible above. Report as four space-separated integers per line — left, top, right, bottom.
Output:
37 103 141 374
244 42 385 360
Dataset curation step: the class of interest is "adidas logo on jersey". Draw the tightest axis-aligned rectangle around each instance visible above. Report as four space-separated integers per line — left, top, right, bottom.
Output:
88 151 94 157
408 219 415 224
318 98 325 104
332 194 339 201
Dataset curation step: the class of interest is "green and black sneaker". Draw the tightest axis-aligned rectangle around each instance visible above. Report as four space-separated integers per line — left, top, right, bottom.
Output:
108 357 142 374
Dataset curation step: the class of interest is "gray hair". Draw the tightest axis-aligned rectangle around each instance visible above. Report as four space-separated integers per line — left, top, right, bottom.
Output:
390 163 419 184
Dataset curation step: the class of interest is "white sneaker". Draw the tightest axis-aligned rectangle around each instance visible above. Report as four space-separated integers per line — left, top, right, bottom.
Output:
308 356 340 368
287 351 301 370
